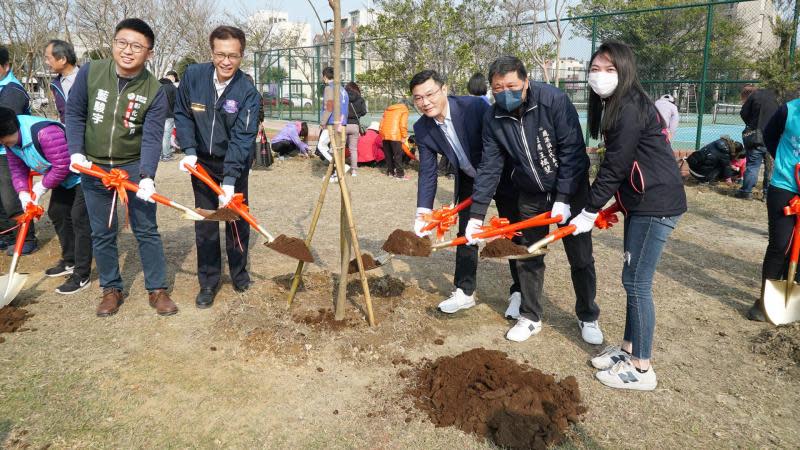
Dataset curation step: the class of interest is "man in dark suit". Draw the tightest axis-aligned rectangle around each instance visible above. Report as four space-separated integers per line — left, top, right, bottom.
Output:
410 70 521 316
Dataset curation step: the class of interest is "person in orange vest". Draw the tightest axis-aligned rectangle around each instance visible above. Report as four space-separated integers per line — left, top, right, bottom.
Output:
379 102 409 179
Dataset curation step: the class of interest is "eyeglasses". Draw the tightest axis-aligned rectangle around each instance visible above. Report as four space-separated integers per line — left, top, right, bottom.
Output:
412 87 443 105
213 53 243 62
113 39 150 54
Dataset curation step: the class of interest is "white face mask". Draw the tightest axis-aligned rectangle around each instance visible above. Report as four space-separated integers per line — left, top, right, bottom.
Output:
588 72 618 98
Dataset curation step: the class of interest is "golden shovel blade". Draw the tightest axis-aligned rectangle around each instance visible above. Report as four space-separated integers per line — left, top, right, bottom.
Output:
0 272 29 308
762 278 800 325
504 247 549 260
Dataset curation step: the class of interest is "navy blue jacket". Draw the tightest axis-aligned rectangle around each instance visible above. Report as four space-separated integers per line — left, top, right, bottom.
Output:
470 82 589 219
175 63 260 185
415 96 494 209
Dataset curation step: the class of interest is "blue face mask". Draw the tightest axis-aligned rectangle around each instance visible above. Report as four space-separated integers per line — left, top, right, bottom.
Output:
494 88 524 112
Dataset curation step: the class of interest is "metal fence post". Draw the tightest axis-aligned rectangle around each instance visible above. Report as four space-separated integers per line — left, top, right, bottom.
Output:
586 16 598 144
350 41 356 82
696 4 714 151
316 44 322 124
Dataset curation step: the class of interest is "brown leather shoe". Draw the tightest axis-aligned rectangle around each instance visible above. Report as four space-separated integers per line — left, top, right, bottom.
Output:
148 289 178 316
97 288 123 317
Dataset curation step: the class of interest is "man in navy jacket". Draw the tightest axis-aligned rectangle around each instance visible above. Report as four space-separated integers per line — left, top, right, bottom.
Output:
466 56 602 345
411 70 521 316
175 25 261 308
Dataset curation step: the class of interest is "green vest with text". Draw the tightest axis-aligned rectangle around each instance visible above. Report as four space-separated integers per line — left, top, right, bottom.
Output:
84 59 160 166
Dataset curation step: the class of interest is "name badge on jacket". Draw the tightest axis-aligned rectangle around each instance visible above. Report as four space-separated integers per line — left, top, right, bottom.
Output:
223 99 239 114
191 102 206 112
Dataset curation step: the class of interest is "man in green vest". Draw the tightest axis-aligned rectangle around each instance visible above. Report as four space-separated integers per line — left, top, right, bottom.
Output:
66 18 177 317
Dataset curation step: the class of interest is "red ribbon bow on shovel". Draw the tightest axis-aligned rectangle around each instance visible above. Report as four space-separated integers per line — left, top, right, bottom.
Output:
421 197 473 240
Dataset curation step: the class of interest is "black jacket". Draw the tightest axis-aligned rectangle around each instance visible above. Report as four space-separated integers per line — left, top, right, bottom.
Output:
346 90 366 125
741 89 779 131
158 78 177 119
586 92 687 217
687 138 735 182
174 63 260 185
470 82 589 219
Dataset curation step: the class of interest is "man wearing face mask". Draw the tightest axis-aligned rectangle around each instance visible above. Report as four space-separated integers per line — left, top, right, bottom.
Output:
467 56 602 345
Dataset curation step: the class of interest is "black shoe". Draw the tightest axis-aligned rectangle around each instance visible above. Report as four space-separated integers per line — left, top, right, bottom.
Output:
0 236 12 251
233 281 252 293
746 304 766 322
55 275 91 295
734 191 753 200
45 260 75 277
196 287 217 309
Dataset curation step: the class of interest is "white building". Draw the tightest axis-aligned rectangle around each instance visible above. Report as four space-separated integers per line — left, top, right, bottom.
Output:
248 10 313 48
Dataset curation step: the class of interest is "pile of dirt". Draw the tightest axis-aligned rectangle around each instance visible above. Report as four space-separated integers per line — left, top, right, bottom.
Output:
752 322 800 378
407 348 585 449
196 207 240 221
347 253 379 274
346 274 406 298
0 306 34 336
480 238 528 258
295 308 357 331
382 229 431 257
267 234 314 263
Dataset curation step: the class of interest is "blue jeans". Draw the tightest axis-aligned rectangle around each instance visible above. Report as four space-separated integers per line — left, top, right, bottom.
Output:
81 161 167 292
622 214 680 360
739 145 771 195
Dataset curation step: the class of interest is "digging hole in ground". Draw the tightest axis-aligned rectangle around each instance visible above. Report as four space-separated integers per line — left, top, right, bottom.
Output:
752 322 800 379
406 348 586 450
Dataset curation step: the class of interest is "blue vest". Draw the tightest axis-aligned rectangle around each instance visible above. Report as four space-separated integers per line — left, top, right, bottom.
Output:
0 71 31 155
6 115 80 189
771 99 800 194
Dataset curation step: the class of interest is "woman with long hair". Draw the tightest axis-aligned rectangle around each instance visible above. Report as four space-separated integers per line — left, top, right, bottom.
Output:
345 81 367 176
568 41 687 391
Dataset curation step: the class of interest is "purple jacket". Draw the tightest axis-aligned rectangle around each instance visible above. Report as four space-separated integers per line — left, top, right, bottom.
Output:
7 124 72 192
271 122 309 154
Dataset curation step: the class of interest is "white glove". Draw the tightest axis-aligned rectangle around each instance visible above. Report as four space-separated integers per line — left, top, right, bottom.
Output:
218 184 235 206
31 181 47 202
551 201 571 224
69 153 92 173
569 209 599 236
414 207 433 238
465 218 484 245
18 191 34 209
136 178 156 203
179 154 197 172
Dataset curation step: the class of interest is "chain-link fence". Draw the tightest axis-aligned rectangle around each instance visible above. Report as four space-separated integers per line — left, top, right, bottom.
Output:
255 0 797 151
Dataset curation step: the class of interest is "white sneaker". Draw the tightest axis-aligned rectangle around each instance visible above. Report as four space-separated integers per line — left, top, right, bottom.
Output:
590 345 630 370
351 170 357 177
579 320 604 345
437 288 476 313
504 292 521 319
329 174 339 183
596 360 657 391
506 317 542 342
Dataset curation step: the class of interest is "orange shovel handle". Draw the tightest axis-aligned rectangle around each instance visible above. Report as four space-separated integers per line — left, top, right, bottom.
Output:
183 162 265 234
435 212 562 249
72 163 183 212
421 197 474 232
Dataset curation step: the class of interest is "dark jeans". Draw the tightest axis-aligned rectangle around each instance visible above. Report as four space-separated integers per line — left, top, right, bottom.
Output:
49 184 92 279
516 183 599 323
192 155 251 289
81 161 168 292
763 186 799 283
272 140 299 156
0 156 35 243
383 140 404 177
454 174 520 296
740 145 772 195
622 214 680 360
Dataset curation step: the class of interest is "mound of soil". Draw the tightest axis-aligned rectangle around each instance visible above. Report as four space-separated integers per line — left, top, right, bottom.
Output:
347 253 379 274
382 229 431 257
0 306 34 335
752 322 800 378
267 235 314 263
346 274 406 298
295 308 357 331
408 348 585 450
481 238 528 258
